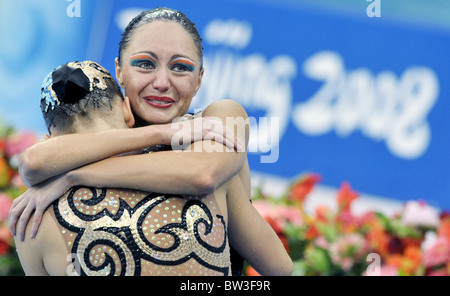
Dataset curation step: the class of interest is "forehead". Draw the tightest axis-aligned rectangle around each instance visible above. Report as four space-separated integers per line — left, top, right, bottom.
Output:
126 21 198 59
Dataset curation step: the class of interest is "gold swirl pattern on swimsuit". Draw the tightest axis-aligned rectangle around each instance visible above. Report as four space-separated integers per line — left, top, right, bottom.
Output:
52 186 230 276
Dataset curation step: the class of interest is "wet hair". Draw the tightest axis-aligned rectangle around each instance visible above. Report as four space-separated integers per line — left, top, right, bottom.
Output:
118 7 203 68
40 61 124 134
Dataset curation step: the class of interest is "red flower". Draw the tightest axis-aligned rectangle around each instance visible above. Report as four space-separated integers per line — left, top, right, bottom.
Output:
315 205 330 222
305 224 320 240
336 182 359 212
438 215 450 241
386 246 422 275
440 211 450 220
0 239 10 256
387 236 404 254
263 216 290 253
288 173 321 204
265 216 283 235
0 140 5 155
245 266 261 276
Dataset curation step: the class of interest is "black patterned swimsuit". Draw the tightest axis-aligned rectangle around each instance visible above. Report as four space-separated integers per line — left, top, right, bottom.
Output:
51 186 231 276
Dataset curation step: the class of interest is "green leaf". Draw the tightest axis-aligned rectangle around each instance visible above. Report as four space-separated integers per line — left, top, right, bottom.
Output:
305 247 331 274
291 260 308 276
316 222 338 241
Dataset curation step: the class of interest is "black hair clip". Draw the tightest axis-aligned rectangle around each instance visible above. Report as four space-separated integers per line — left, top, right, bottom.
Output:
51 63 91 104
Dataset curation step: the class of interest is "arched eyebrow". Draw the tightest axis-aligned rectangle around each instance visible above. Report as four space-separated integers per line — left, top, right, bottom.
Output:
129 52 197 70
171 54 195 62
130 52 157 62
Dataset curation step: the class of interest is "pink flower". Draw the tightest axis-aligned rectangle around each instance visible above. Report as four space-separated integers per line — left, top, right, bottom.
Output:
422 236 450 268
401 200 440 228
252 200 273 218
328 233 368 270
362 264 399 276
379 265 398 276
5 131 36 158
427 269 448 276
253 200 303 227
0 193 13 221
314 236 329 249
10 173 25 188
0 193 12 221
276 205 304 226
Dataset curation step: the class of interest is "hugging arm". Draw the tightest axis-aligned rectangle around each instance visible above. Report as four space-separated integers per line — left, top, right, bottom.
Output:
69 100 250 192
65 100 250 194
10 100 250 239
19 116 239 188
226 176 293 276
19 127 159 188
10 138 244 240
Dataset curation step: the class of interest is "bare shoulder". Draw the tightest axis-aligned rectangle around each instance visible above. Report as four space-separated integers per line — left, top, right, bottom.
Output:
203 100 250 144
203 99 248 119
14 210 59 275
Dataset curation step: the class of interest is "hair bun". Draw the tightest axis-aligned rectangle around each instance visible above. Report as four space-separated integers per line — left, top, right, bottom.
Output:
51 64 90 104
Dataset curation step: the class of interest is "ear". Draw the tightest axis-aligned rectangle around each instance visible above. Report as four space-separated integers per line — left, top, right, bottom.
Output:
122 96 135 128
115 57 124 88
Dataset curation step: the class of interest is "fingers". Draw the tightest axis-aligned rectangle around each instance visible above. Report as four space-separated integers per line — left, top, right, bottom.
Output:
202 118 245 152
8 196 27 236
171 116 246 152
30 206 44 239
222 124 244 152
204 130 242 152
17 201 36 241
203 133 230 151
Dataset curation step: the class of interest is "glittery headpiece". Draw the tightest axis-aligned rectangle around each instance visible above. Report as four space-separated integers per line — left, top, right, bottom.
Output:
40 61 122 132
41 61 111 112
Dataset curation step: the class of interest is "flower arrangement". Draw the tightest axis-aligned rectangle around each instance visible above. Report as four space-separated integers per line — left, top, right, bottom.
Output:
246 173 450 276
0 122 36 276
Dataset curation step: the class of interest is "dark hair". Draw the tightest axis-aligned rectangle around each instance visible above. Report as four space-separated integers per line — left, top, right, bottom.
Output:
41 61 124 134
118 7 203 68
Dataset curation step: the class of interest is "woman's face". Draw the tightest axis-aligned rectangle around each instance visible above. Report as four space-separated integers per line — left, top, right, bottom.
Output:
116 21 204 125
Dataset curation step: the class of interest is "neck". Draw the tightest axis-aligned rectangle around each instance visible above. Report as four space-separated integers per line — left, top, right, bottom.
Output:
134 116 150 128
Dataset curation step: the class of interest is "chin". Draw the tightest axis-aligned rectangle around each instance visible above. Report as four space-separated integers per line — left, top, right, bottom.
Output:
146 113 178 125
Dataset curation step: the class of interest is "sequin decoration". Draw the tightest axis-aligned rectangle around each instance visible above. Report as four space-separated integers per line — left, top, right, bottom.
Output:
41 69 60 112
41 61 111 113
52 186 230 276
68 61 109 92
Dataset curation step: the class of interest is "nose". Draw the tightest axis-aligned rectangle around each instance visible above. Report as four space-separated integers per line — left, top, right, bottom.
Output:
152 68 170 93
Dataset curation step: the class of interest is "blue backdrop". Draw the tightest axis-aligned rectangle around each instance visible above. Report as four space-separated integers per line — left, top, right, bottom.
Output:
1 0 449 209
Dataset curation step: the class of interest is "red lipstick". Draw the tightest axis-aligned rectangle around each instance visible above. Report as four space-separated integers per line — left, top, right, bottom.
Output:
143 96 175 108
